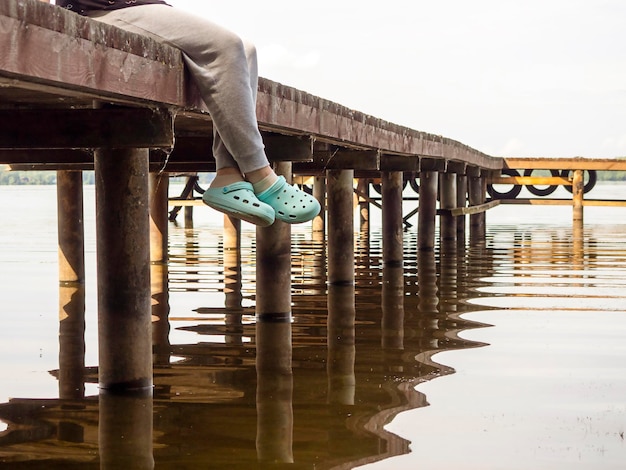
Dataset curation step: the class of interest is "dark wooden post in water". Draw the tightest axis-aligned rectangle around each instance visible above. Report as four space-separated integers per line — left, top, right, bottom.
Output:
357 178 371 238
439 172 457 244
327 170 355 285
456 174 468 244
149 173 169 264
313 175 326 240
95 148 153 392
468 171 487 242
382 172 404 266
57 171 87 402
57 170 85 285
572 169 584 223
418 170 438 251
256 162 292 317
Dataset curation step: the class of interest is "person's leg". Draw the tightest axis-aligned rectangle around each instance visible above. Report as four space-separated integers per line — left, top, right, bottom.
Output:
89 5 320 224
89 5 267 176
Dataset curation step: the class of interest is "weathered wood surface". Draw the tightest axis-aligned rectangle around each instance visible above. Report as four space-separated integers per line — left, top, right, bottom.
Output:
0 0 502 172
504 157 626 171
489 176 572 185
498 199 626 207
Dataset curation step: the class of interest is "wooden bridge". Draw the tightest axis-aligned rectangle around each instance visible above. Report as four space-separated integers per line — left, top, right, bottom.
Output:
1 0 624 393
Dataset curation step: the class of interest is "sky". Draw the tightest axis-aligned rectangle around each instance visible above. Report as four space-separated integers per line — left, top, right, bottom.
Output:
157 1 625 158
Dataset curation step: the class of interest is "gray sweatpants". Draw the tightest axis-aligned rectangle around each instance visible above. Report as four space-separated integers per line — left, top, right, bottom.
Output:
89 4 268 174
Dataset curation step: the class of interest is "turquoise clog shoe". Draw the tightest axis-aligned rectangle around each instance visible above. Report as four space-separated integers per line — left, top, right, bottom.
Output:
256 176 321 224
202 181 275 227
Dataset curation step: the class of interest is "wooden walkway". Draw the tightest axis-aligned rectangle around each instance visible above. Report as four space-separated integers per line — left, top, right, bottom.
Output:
1 0 624 396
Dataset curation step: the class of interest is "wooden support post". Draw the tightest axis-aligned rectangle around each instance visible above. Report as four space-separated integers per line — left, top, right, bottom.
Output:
256 162 292 318
327 170 355 285
95 148 152 392
439 172 457 243
57 171 86 403
382 171 404 266
149 172 169 264
469 174 486 243
150 262 170 367
456 174 468 244
418 171 438 251
256 318 293 463
58 284 86 401
572 169 584 223
327 284 356 404
357 178 370 237
57 170 85 284
312 175 326 242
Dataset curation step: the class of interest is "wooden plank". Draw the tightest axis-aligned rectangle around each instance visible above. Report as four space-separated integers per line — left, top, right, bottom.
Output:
263 133 312 162
256 80 503 170
488 176 572 185
420 157 446 172
504 157 626 171
497 199 626 207
0 1 184 105
0 108 174 149
438 200 500 217
0 149 93 165
380 154 420 172
296 149 380 171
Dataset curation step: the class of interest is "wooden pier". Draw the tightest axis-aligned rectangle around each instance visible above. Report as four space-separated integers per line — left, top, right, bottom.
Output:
1 0 624 395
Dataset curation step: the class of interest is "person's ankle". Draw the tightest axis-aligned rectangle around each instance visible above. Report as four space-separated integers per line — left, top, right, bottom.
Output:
210 169 244 188
251 174 279 193
247 167 278 193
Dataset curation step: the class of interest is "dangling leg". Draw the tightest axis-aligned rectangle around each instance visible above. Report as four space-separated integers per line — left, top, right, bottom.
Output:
88 5 319 224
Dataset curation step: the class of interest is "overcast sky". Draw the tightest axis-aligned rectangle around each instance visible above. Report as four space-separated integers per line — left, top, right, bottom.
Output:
164 1 625 158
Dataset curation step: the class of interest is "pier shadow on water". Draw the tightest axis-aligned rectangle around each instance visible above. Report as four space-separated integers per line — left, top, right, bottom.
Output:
0 218 498 469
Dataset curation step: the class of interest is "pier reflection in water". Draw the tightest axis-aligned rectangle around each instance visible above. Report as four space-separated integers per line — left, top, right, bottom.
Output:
1 186 625 468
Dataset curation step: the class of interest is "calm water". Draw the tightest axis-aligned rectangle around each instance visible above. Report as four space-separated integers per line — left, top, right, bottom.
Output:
0 183 624 469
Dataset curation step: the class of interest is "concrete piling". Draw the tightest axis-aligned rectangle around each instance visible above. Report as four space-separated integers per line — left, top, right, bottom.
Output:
418 171 438 251
95 148 153 392
439 172 457 243
327 170 355 285
256 162 292 317
382 171 404 266
469 174 486 242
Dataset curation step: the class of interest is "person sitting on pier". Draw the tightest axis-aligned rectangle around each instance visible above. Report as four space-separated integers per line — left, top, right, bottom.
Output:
47 0 321 227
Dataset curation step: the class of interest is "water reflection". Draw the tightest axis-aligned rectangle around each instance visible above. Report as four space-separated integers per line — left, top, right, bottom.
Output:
99 392 154 470
0 225 497 468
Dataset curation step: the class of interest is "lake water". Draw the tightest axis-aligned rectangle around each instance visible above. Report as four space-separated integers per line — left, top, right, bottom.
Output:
0 182 624 469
